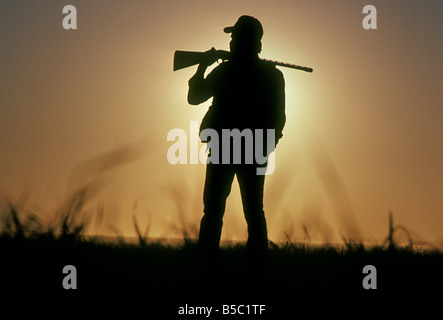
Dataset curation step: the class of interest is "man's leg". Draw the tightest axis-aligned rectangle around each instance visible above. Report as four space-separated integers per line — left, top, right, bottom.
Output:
199 163 235 256
236 165 268 255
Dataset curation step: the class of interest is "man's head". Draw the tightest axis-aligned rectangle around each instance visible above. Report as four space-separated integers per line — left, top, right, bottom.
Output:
224 15 263 58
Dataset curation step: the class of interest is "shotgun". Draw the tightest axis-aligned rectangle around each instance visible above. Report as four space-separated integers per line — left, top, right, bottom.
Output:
173 49 313 73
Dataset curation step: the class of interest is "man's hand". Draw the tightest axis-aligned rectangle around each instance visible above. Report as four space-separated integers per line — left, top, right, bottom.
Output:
200 47 219 67
194 48 218 77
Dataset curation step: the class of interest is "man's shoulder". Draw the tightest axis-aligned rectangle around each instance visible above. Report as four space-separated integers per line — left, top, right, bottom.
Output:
206 61 229 79
210 59 284 81
211 61 231 72
257 60 285 84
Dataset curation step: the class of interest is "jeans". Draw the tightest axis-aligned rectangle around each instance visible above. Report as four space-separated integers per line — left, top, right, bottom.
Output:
198 163 268 255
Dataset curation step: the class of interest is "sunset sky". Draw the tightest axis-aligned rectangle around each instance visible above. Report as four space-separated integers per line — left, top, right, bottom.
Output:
0 0 442 245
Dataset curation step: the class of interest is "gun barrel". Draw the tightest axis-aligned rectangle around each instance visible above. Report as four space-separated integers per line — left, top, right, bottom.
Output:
262 59 313 73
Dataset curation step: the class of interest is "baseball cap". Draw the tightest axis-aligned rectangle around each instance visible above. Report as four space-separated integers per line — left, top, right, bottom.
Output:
223 15 263 41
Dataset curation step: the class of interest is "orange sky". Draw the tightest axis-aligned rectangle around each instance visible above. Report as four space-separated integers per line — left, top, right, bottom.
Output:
0 0 442 245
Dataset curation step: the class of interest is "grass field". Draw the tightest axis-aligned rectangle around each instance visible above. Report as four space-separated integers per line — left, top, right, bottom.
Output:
1 200 442 311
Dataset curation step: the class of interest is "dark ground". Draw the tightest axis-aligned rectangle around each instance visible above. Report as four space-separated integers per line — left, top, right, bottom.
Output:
1 234 442 316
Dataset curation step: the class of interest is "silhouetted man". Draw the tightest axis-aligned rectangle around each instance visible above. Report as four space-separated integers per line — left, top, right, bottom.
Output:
188 16 286 257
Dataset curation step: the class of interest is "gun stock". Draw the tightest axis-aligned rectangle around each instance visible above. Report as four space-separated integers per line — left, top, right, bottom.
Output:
173 50 230 71
173 51 205 71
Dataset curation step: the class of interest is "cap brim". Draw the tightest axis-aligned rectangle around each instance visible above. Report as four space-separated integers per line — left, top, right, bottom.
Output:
223 26 234 33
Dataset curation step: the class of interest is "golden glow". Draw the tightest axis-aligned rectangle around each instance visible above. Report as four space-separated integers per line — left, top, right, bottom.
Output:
0 1 442 245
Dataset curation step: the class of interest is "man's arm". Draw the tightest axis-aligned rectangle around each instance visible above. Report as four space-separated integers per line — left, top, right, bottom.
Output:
187 48 219 105
274 70 286 144
187 64 212 105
